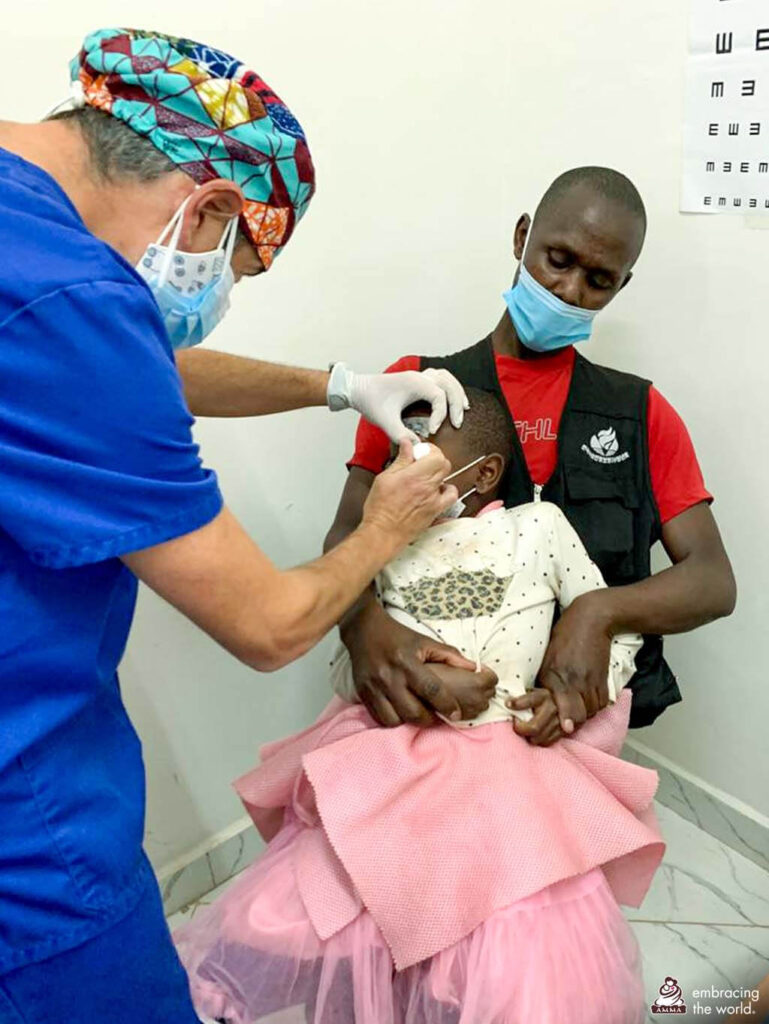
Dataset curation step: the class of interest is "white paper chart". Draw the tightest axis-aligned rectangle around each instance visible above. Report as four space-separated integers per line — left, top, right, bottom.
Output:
682 0 769 213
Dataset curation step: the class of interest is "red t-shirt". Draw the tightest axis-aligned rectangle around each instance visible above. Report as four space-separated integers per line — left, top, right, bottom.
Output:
349 349 712 525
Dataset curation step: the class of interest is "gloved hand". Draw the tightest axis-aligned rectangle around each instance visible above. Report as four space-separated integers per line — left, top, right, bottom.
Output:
327 363 469 442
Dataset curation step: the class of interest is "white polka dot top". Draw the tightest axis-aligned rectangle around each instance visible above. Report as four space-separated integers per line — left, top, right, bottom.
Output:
330 502 642 727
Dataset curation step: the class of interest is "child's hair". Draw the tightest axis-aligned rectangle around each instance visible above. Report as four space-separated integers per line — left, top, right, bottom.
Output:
460 387 515 461
404 387 513 458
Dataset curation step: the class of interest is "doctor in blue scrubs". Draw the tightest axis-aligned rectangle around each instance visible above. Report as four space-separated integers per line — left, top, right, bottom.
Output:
0 28 484 1024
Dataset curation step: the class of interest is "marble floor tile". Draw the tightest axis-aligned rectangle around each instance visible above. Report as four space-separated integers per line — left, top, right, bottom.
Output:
625 804 769 926
166 902 196 933
207 825 264 889
160 851 217 919
622 743 769 877
634 921 769 1021
188 871 241 910
167 870 244 940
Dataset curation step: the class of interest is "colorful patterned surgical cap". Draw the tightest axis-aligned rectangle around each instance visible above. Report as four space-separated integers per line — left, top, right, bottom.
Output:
71 28 316 269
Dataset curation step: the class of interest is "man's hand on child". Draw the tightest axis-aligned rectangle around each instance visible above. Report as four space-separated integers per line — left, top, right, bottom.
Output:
537 592 613 734
507 690 564 746
427 663 498 721
342 603 496 727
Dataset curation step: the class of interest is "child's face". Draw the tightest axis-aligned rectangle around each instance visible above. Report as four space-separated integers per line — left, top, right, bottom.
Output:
394 406 489 508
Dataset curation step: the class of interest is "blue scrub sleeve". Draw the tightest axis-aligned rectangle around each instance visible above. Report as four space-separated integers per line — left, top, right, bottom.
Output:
0 280 223 568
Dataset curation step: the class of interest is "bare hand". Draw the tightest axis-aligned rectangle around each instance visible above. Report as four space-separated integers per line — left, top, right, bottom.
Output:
341 601 497 727
538 592 612 734
508 689 563 746
362 440 457 545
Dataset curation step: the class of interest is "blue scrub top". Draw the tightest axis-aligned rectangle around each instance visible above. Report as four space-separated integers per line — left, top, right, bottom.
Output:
0 148 223 974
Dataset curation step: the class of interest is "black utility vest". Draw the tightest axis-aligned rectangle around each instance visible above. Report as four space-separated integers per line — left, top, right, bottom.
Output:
423 337 681 728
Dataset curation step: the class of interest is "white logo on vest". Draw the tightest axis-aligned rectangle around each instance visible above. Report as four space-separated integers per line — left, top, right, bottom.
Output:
582 427 630 465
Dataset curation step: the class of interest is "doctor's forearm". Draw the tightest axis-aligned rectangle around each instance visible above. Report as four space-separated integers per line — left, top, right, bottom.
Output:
176 349 329 417
124 508 404 674
323 466 379 637
248 522 404 670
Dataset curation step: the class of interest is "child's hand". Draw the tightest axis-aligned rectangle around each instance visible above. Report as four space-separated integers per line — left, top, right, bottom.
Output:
507 690 564 746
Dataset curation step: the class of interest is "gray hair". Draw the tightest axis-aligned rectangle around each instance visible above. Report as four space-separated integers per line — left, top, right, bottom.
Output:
48 106 177 183
49 106 254 255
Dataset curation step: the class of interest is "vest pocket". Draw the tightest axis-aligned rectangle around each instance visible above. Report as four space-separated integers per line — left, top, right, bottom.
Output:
564 470 639 583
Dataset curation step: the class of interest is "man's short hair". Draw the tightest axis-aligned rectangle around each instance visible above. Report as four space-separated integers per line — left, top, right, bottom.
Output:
535 166 647 233
49 107 176 183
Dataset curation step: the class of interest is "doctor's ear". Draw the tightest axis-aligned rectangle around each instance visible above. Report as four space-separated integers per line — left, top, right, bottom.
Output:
513 214 531 262
475 454 506 495
179 179 245 250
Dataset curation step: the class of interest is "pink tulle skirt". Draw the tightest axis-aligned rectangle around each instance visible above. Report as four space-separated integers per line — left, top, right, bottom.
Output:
175 695 661 1024
176 817 645 1024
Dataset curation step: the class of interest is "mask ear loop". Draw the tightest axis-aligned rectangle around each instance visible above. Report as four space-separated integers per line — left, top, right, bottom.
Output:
156 199 239 288
444 453 487 484
43 79 85 119
223 215 239 263
517 217 533 278
218 214 240 277
156 196 195 289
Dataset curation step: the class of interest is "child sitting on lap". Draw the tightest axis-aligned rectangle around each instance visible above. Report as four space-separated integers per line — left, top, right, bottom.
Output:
175 389 664 1024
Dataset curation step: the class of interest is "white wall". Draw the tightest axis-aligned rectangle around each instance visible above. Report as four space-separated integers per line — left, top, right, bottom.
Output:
10 0 767 872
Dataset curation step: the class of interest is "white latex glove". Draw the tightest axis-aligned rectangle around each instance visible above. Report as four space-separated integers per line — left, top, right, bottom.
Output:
327 364 469 442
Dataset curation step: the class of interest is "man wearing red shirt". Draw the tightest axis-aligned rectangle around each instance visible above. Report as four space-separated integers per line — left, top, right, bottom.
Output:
325 166 736 737
351 349 710 528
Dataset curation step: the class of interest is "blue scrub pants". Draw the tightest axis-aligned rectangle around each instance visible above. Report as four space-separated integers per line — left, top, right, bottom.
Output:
0 877 202 1024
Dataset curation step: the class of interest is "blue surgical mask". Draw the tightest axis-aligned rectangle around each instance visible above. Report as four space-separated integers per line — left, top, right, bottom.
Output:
502 260 598 354
135 197 238 350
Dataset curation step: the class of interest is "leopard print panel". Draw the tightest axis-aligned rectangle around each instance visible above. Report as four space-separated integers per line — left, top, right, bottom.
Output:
395 569 514 621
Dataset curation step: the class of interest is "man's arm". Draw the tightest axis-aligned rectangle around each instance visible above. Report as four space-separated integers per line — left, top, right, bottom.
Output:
538 502 736 728
580 503 736 635
324 468 495 726
324 467 376 553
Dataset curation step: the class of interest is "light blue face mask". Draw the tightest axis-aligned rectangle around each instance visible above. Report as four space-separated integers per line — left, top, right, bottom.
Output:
502 251 598 354
135 197 238 350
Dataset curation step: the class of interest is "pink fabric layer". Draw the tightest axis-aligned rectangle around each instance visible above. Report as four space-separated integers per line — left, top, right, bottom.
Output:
176 817 646 1024
235 691 663 969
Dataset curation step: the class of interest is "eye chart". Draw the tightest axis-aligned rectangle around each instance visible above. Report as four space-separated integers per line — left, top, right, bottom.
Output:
682 0 769 213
